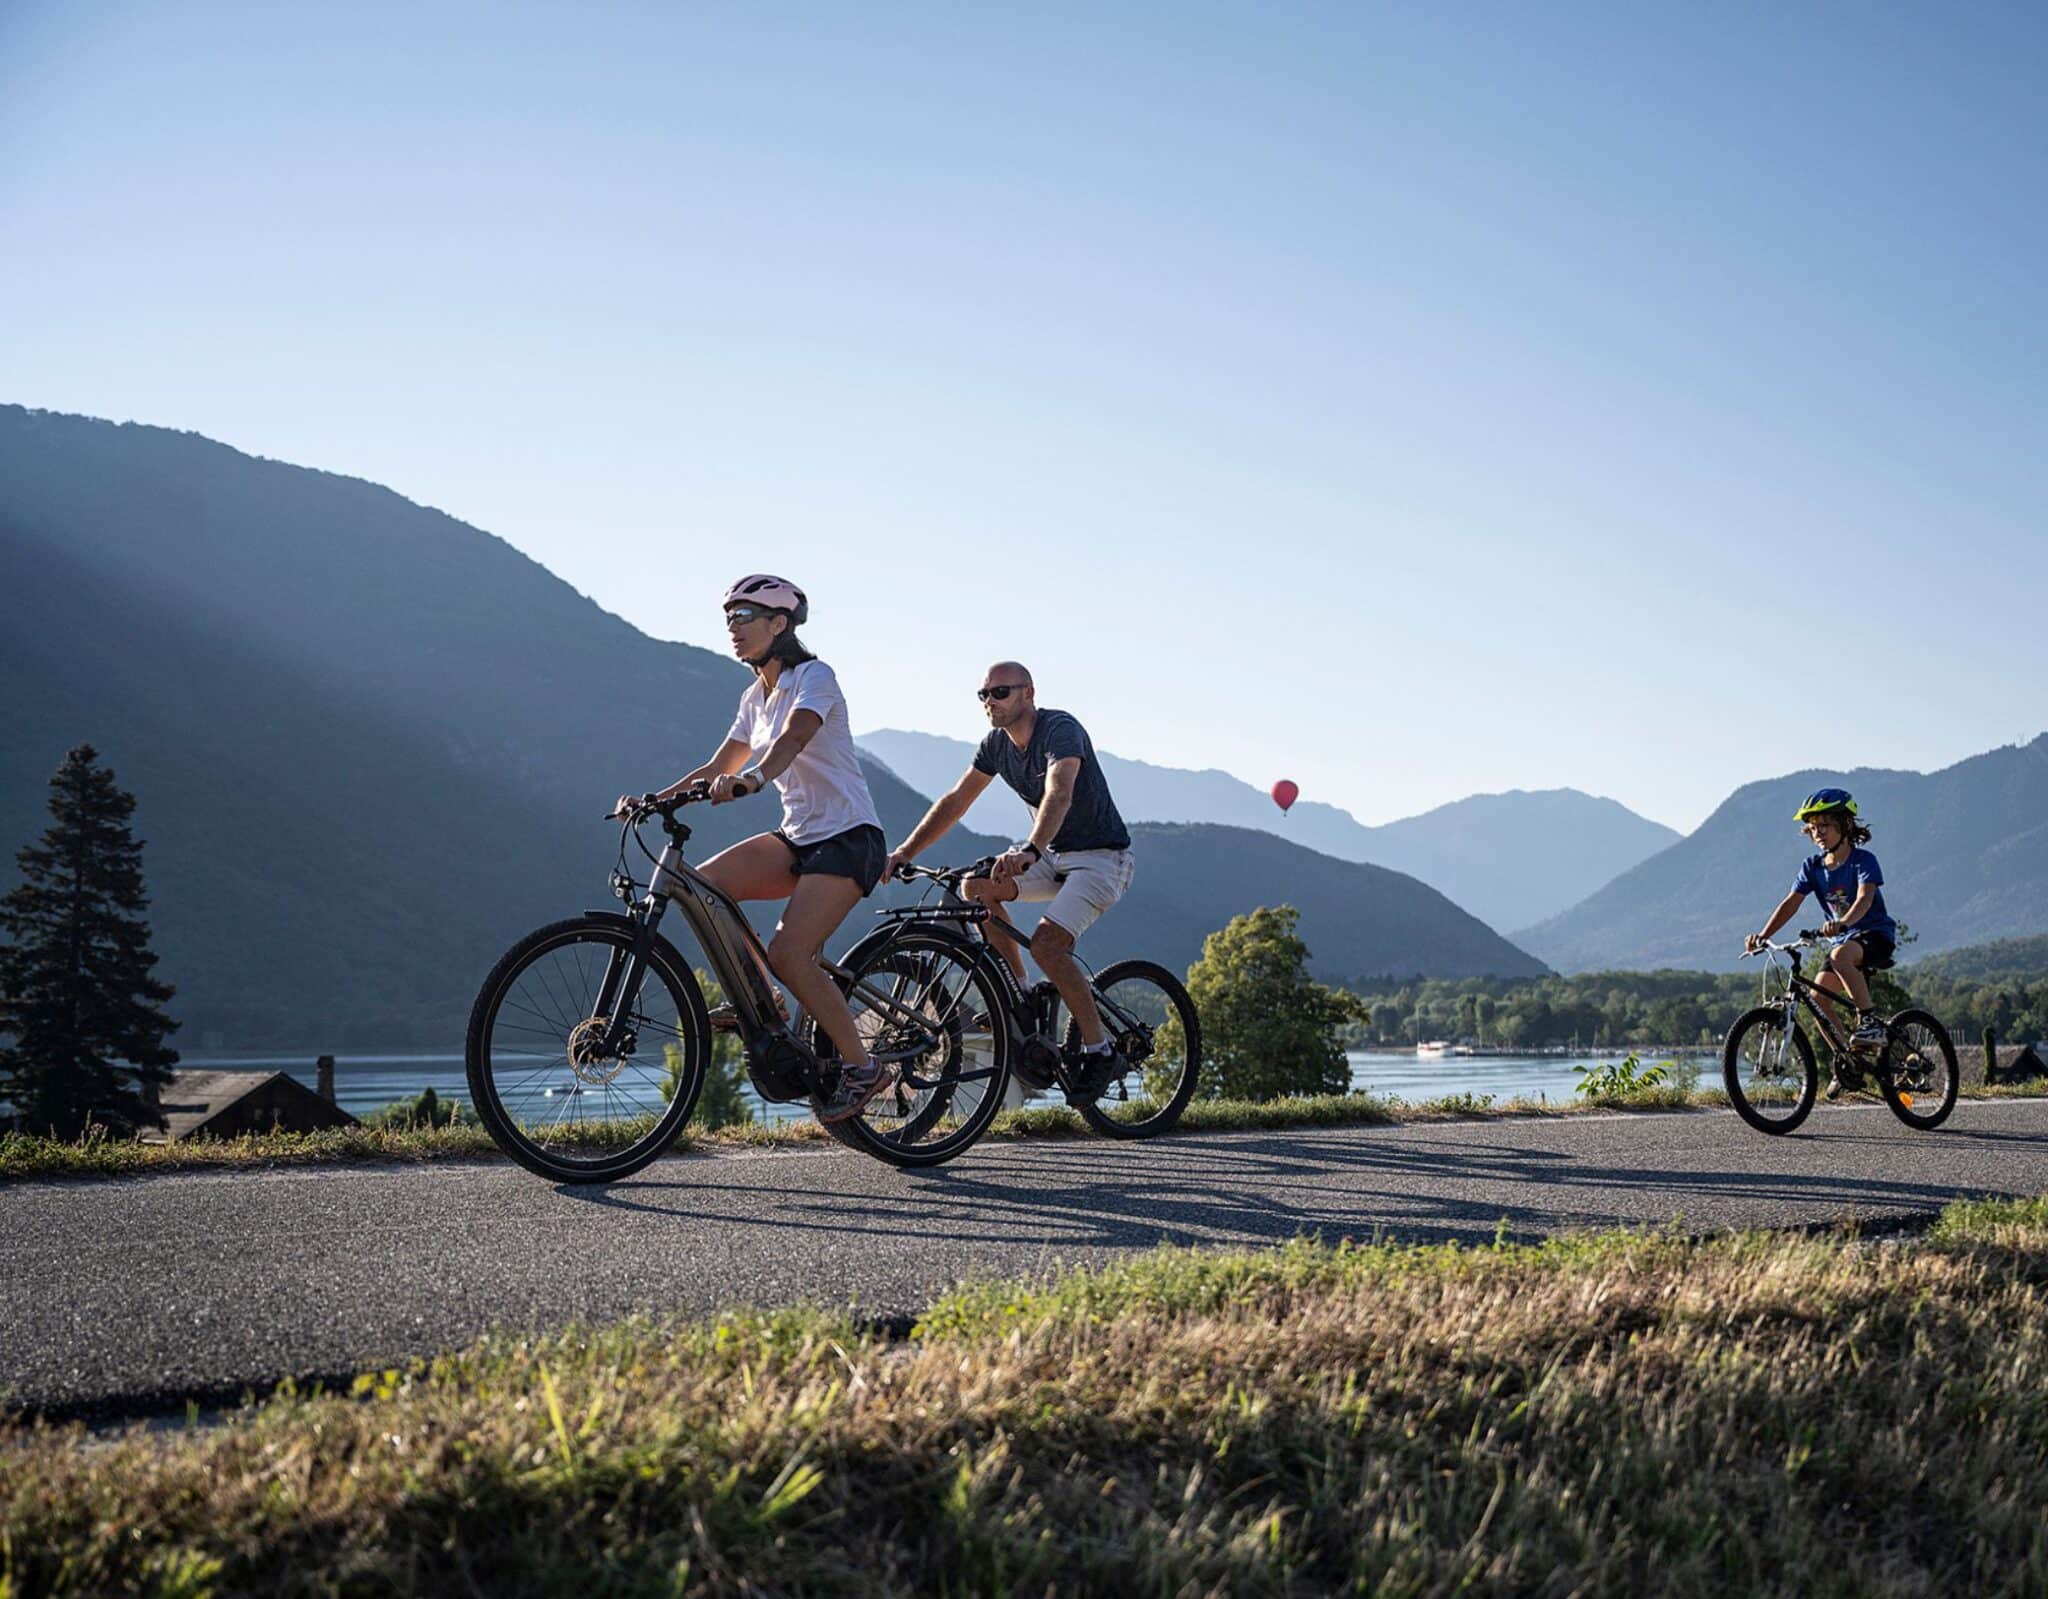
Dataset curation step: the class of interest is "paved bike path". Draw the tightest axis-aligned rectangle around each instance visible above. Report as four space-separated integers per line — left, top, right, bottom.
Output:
9 1099 2048 1421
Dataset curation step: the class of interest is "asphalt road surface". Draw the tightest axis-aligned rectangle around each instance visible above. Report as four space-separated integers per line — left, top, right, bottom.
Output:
10 1099 2048 1422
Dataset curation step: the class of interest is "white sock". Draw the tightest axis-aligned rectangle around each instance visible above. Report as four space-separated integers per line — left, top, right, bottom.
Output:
1081 1038 1112 1055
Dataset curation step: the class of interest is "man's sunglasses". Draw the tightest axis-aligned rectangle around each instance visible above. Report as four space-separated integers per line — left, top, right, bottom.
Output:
977 684 1026 703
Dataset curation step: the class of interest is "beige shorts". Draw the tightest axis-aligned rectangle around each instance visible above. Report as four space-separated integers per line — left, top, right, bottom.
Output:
1008 846 1135 939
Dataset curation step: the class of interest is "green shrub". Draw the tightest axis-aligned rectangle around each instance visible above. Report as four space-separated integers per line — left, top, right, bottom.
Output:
663 968 755 1131
360 1085 462 1129
1572 1052 1678 1101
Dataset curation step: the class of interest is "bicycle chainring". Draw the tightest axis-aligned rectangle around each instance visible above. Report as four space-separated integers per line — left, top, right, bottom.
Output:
1012 1033 1060 1091
745 1031 820 1102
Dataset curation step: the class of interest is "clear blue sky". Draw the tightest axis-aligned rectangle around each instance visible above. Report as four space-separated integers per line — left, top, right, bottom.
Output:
4 2 2043 832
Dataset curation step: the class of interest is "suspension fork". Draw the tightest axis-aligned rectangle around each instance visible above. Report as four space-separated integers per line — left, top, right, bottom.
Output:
593 896 668 1053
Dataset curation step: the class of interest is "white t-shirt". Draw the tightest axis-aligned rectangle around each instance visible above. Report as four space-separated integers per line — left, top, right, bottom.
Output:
726 660 883 846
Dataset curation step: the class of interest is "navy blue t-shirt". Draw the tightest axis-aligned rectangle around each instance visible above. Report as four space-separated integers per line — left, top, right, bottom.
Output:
973 709 1131 853
1792 848 1896 943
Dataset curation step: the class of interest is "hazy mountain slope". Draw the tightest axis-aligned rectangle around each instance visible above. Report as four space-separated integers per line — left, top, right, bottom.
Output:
1363 790 1679 934
1110 824 1550 981
0 406 1001 1045
858 727 1677 930
1 406 1542 1043
1518 739 2048 972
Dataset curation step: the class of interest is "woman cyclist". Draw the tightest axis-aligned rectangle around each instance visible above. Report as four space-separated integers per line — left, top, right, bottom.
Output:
617 575 889 1122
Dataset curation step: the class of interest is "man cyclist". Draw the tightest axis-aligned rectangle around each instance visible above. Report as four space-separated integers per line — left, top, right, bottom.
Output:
884 662 1136 1101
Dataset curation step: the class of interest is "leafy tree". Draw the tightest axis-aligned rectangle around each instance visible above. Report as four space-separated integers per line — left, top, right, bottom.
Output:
664 968 755 1130
0 746 179 1138
1180 905 1363 1101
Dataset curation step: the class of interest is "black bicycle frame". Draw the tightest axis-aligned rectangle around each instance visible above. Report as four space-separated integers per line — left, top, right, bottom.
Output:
1771 949 1860 1056
593 807 993 1099
863 870 1153 1060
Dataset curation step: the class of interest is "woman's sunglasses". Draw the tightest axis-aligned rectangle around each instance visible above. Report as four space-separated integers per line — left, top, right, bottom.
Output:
976 684 1025 703
724 605 774 625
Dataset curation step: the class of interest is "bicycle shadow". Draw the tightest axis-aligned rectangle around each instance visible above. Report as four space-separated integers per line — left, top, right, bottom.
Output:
556 1116 2025 1255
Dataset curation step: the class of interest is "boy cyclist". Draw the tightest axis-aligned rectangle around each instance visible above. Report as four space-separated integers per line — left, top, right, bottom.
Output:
1744 787 1897 1096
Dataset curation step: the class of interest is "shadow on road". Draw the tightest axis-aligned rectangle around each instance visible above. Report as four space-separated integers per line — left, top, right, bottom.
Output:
554 1114 2030 1252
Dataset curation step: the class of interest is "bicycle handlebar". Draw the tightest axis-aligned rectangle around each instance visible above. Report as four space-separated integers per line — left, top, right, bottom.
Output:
1741 928 1827 959
891 855 1000 886
605 781 713 822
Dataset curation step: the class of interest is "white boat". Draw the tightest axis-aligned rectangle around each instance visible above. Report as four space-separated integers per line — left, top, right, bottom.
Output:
1416 1040 1452 1059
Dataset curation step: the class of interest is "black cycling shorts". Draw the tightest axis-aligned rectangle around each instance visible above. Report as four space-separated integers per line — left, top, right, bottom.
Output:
1842 930 1896 971
775 824 887 897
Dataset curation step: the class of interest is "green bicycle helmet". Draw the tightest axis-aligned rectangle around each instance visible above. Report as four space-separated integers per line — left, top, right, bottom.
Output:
1793 787 1858 820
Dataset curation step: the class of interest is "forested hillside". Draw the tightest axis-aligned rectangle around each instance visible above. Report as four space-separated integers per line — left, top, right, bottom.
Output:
1 406 1541 1045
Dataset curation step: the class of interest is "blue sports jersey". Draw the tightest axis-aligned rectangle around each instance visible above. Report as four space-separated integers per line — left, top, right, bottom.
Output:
1791 848 1896 944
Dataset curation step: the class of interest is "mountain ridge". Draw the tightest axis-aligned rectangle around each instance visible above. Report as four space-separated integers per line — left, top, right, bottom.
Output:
1516 738 2048 972
857 726 1678 932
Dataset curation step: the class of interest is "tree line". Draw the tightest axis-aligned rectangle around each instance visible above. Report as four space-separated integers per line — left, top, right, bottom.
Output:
1342 960 2048 1051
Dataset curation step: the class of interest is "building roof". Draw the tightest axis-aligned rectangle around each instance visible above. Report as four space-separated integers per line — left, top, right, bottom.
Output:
150 1069 359 1142
1954 1042 2046 1083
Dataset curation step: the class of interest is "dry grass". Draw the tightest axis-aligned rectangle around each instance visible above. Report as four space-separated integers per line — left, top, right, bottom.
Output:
9 1197 2048 1595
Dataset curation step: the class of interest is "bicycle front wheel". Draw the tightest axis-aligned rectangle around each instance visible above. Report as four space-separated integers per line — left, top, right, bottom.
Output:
1722 1006 1817 1135
1878 1009 1958 1130
1066 959 1202 1138
466 916 709 1183
814 929 1011 1168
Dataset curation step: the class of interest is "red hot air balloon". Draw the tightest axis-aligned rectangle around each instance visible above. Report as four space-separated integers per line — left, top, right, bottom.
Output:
1270 779 1299 814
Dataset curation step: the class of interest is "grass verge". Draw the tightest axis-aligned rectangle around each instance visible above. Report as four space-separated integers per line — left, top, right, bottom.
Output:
10 1195 2048 1595
8 1078 2047 1183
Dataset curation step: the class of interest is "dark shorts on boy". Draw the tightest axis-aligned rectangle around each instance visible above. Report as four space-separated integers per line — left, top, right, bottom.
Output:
1838 929 1896 971
775 823 888 896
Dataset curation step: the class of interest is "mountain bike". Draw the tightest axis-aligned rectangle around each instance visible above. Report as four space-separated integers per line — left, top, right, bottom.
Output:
1724 930 1958 1135
464 788 1012 1181
832 858 1202 1138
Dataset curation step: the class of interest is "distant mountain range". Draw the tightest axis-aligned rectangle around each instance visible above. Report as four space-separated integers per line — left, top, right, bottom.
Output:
1517 738 2048 972
858 728 1678 932
0 406 1542 1046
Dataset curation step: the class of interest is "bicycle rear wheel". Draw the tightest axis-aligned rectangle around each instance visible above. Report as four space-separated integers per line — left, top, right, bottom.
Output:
1721 1006 1817 1135
813 929 1011 1168
466 916 709 1183
1065 959 1202 1138
1878 1009 1958 1130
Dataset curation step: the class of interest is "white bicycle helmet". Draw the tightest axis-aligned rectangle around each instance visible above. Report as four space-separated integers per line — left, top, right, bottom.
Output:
723 574 809 625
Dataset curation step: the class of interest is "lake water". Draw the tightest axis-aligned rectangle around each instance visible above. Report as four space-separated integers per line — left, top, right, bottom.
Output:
175 1047 1713 1125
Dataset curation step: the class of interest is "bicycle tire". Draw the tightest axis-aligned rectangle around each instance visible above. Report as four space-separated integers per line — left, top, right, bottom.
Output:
1066 959 1203 1139
812 926 1012 1168
466 915 709 1183
1877 1008 1959 1131
1721 1006 1818 1135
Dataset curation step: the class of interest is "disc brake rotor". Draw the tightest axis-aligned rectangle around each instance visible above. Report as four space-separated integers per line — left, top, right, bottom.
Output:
565 1017 631 1086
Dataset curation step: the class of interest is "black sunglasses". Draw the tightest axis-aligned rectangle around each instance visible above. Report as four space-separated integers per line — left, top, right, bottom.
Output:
977 684 1027 703
724 605 775 625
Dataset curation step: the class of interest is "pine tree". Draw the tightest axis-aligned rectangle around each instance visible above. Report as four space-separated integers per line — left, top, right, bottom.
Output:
0 745 179 1138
